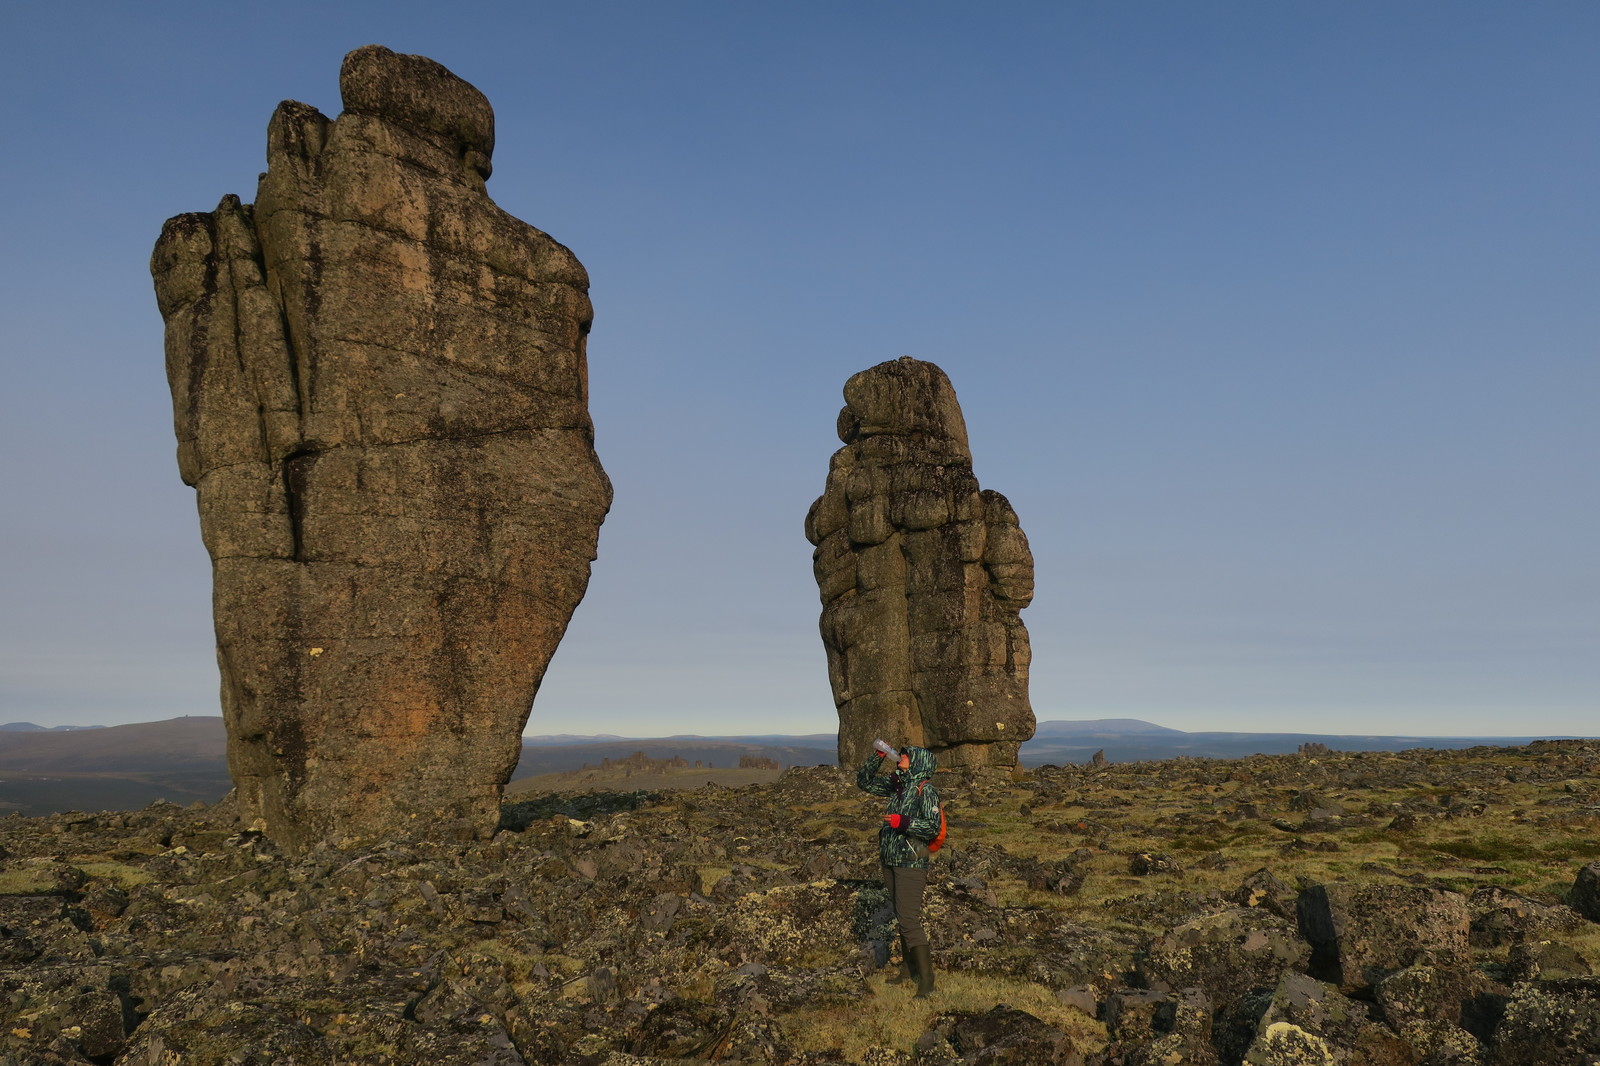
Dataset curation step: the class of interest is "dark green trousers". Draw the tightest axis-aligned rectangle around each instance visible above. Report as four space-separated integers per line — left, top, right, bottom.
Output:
882 863 929 948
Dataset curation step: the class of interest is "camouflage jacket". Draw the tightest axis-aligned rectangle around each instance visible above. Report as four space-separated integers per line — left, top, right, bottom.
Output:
855 746 942 869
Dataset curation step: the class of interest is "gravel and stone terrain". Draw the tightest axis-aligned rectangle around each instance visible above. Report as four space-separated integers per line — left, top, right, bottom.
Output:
3 741 1599 1064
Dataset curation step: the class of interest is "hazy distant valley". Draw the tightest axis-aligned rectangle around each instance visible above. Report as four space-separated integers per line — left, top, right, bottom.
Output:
0 716 1579 817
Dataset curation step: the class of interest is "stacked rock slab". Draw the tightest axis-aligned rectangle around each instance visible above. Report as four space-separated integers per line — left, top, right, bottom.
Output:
805 357 1035 769
151 46 611 850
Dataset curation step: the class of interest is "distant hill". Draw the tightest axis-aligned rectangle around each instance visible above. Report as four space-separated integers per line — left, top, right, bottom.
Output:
0 716 226 771
510 737 834 780
1030 719 1187 738
2 715 1589 816
0 716 232 817
1019 720 1585 766
0 722 105 732
522 733 628 745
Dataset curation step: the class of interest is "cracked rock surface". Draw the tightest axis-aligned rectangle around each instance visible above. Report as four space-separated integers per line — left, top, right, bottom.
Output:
149 45 611 850
806 357 1035 769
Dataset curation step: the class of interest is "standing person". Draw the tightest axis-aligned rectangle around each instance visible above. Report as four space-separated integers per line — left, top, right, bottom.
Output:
857 742 942 997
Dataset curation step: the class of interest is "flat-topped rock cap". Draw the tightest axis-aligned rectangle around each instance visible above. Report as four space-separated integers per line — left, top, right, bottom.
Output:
340 44 494 160
838 355 971 455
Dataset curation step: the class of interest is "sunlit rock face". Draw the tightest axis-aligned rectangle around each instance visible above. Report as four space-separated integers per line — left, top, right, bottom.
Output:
806 357 1035 769
151 45 611 850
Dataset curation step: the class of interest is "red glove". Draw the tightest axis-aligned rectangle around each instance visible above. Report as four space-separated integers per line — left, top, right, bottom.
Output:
884 814 904 829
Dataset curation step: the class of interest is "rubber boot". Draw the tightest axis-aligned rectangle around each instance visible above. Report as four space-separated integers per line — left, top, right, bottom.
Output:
908 943 935 998
886 936 912 984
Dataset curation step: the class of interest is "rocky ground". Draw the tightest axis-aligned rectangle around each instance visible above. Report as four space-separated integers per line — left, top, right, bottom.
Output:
3 741 1599 1065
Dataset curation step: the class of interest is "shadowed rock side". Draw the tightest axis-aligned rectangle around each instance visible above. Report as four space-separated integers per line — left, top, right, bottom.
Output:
806 357 1035 769
150 45 611 850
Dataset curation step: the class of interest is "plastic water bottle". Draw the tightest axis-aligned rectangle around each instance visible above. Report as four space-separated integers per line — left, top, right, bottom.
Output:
873 738 897 757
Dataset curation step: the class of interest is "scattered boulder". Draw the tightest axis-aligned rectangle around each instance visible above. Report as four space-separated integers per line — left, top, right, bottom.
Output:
1505 938 1593 982
1216 972 1377 1064
150 45 611 850
1138 907 1310 1006
1297 883 1470 992
1374 962 1480 1029
1242 1022 1337 1066
1572 861 1600 922
1468 884 1583 947
1102 988 1176 1045
1489 976 1600 1066
1128 853 1182 876
1234 868 1298 920
1099 987 1216 1066
806 357 1035 770
925 1006 1080 1065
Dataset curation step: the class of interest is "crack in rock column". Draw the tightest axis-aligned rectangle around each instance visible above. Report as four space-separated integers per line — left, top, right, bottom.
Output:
806 357 1035 770
151 45 612 849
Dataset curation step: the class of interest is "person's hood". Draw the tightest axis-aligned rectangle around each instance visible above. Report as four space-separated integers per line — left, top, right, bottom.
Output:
901 746 937 784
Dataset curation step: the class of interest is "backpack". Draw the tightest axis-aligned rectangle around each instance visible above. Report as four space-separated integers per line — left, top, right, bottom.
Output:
917 781 948 854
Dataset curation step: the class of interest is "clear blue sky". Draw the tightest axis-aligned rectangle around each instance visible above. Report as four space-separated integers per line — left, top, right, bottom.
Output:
1 2 1595 738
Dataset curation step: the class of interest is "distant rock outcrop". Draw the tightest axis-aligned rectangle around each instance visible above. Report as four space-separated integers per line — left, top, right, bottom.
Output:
806 357 1035 769
151 46 611 850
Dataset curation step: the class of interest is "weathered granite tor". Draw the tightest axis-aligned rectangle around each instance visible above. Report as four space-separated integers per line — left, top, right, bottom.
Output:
151 46 611 849
806 357 1035 769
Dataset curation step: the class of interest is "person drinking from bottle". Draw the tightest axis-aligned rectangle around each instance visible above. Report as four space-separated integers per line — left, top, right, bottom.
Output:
856 738 941 997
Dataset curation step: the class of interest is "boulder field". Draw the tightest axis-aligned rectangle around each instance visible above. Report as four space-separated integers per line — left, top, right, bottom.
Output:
2 740 1598 1064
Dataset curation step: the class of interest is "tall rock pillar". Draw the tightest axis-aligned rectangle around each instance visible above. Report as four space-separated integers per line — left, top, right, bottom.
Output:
151 46 612 849
806 357 1035 769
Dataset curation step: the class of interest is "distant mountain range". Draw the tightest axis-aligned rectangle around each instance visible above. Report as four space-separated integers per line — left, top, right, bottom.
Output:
1019 719 1583 765
1 722 105 732
0 715 1587 816
0 717 232 817
512 737 836 778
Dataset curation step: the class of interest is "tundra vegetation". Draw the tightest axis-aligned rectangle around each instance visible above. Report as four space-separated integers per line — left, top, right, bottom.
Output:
2 740 1598 1064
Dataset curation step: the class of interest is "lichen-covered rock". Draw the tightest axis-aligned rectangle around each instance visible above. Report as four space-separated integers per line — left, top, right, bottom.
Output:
1467 884 1584 948
1215 972 1385 1066
1371 963 1508 1062
1572 861 1600 922
1489 976 1600 1065
718 879 871 966
926 1006 1081 1065
150 45 611 850
1243 1022 1338 1066
806 357 1034 769
1127 852 1183 877
1101 988 1175 1045
1138 906 1311 1006
1505 938 1593 982
1297 883 1470 992
1235 868 1299 921
1098 987 1216 1066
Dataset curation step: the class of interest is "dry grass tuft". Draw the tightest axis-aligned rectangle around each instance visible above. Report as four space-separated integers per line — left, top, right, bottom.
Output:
780 971 1106 1059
